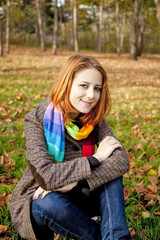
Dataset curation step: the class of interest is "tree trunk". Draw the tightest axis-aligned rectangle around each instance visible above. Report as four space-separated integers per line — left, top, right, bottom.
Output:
137 10 145 56
59 2 63 47
36 0 45 51
35 16 40 41
6 0 10 54
0 16 3 57
154 0 160 25
73 1 78 52
52 0 58 55
120 12 126 54
130 0 141 60
106 11 110 43
65 0 72 49
98 1 103 53
11 0 16 39
116 3 121 56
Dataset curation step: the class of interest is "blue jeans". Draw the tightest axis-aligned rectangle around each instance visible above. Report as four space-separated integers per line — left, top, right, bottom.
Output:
31 177 131 240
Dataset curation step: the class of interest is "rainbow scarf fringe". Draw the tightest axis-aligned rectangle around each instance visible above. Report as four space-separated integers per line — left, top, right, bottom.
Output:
43 102 95 162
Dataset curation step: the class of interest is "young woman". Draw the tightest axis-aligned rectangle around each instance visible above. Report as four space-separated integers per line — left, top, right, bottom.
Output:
9 55 131 240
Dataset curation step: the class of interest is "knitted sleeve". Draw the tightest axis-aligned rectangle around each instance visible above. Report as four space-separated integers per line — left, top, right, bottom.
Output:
24 99 92 191
86 119 130 191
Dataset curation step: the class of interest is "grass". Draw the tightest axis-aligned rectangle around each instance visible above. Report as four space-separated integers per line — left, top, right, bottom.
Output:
0 47 160 239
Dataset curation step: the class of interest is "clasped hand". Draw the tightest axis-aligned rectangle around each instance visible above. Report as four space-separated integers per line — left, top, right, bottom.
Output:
33 136 122 200
93 136 122 162
33 182 78 200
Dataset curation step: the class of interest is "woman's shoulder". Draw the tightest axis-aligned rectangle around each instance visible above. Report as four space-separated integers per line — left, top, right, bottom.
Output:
95 118 114 143
24 98 50 124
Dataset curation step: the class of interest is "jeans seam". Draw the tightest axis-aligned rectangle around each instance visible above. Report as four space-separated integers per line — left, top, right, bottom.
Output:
32 209 90 240
104 184 113 240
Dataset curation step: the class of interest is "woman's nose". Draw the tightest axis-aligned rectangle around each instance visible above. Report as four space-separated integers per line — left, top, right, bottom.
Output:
86 87 94 99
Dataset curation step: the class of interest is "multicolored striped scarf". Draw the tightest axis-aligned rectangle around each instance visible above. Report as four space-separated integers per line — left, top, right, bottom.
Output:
43 102 95 163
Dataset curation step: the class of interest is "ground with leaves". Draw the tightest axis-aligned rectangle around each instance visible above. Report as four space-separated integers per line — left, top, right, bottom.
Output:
0 46 160 240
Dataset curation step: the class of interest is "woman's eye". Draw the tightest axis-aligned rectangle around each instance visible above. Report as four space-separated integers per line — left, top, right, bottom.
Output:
80 84 88 88
95 87 101 92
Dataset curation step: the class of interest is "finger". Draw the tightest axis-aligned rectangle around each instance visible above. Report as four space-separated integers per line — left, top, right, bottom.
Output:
113 143 122 149
33 192 39 200
41 191 51 199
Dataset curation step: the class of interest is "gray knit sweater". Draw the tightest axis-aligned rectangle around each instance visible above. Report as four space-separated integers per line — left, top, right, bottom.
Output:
9 98 130 240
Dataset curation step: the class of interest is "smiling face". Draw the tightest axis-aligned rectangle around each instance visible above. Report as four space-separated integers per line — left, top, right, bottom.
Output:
69 68 103 119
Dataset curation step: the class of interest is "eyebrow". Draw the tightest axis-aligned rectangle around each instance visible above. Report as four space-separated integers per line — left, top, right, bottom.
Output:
81 81 102 87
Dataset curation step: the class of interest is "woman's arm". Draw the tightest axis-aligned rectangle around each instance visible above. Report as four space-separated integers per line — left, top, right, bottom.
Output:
25 99 92 191
86 119 130 191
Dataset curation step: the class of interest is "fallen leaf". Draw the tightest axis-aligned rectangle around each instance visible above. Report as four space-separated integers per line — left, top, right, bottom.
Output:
153 212 160 216
144 193 156 201
0 225 7 234
55 234 62 240
124 188 131 200
148 169 157 176
147 184 158 194
1 152 15 169
148 176 159 185
142 164 152 171
142 211 150 218
145 199 155 208
129 228 135 236
0 196 6 207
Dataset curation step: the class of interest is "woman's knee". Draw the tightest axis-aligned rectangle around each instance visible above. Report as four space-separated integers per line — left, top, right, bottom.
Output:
31 192 72 222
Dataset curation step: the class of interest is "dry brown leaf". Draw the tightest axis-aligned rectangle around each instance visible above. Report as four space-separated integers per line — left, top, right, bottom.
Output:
147 184 158 194
1 152 15 169
144 193 156 200
148 176 159 185
142 164 152 171
55 234 62 240
9 149 25 156
153 212 160 216
124 188 131 200
142 211 150 218
145 199 155 208
0 196 6 207
157 195 160 205
129 228 135 236
0 225 7 234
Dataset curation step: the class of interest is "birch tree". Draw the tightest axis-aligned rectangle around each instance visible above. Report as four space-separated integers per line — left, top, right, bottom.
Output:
36 0 45 51
130 0 141 60
97 1 103 53
154 0 160 24
116 2 126 56
52 0 58 55
6 0 10 54
73 0 78 52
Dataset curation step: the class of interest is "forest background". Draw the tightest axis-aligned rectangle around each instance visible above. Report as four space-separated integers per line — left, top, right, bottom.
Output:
0 0 160 240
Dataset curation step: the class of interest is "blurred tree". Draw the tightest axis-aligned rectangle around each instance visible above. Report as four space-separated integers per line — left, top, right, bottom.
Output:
52 0 58 54
130 0 142 60
73 0 78 52
6 0 10 54
154 0 160 24
115 1 126 56
36 0 45 50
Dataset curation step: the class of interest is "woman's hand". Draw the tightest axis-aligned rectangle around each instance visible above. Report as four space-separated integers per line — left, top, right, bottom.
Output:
33 187 51 200
93 136 122 162
33 182 78 200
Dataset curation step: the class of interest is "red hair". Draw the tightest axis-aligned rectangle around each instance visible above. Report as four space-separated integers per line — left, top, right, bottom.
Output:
49 55 111 126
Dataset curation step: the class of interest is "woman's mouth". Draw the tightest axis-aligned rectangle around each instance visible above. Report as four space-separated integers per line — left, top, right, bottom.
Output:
81 100 93 106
